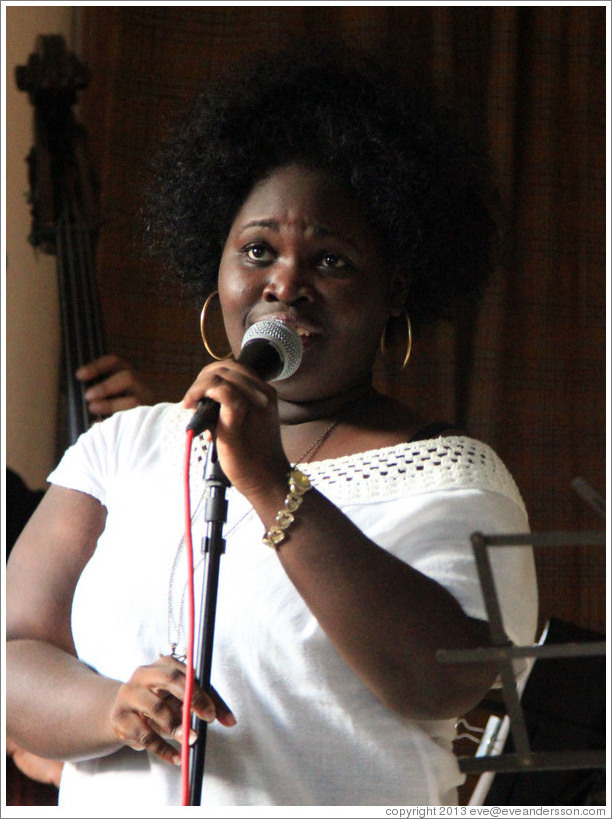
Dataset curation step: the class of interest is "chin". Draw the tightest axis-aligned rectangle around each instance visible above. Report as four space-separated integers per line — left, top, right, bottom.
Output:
276 374 345 405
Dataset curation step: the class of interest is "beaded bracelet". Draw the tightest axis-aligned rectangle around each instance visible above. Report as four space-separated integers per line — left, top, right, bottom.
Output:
262 467 312 549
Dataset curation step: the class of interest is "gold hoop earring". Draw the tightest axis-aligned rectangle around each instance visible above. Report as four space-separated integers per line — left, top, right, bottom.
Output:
380 310 413 371
200 291 232 360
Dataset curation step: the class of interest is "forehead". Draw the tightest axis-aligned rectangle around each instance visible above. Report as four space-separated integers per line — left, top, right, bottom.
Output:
230 165 377 239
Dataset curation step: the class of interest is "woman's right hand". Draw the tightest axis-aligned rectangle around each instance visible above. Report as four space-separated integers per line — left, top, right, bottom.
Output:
109 655 236 766
182 359 290 501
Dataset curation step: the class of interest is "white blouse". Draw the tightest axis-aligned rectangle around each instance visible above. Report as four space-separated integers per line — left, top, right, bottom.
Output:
48 403 538 808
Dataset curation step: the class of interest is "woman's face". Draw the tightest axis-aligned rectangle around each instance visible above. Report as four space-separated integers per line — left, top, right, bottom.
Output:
218 164 405 403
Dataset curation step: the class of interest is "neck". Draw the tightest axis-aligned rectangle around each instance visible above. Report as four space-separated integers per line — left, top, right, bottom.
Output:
277 380 377 427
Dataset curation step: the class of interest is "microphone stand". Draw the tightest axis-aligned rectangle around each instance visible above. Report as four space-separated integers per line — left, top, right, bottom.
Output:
188 434 230 805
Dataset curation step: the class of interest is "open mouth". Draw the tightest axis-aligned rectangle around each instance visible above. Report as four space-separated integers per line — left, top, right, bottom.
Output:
253 313 319 346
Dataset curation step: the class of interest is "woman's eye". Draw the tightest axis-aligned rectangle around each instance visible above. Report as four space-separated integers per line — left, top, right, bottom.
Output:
244 244 274 263
318 253 351 273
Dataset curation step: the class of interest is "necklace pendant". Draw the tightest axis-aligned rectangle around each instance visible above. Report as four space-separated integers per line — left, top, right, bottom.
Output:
170 643 186 662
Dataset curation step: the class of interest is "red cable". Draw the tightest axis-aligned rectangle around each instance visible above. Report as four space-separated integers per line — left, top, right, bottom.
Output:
180 428 196 805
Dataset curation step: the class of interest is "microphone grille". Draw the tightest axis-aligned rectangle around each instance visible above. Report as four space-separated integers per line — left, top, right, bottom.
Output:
241 320 303 380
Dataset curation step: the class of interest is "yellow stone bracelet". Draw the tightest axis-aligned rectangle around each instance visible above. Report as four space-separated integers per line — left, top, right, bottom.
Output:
262 467 312 548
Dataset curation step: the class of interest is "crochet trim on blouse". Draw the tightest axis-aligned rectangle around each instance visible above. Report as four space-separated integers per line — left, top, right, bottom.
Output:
162 403 525 511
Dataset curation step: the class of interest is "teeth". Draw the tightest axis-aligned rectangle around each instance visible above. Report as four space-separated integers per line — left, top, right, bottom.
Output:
296 327 311 337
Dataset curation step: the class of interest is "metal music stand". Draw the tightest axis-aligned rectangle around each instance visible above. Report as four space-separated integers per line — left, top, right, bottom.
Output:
437 478 606 778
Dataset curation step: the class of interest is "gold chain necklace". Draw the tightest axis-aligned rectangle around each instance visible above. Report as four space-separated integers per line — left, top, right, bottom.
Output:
167 418 339 658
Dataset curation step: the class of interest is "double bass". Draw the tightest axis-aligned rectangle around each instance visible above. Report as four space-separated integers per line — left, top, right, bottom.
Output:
7 34 104 808
16 33 106 446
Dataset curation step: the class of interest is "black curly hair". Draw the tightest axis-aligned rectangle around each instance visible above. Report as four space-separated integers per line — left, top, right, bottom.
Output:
146 44 499 334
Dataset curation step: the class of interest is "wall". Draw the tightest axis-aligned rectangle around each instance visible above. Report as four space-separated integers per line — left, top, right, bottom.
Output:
5 5 75 488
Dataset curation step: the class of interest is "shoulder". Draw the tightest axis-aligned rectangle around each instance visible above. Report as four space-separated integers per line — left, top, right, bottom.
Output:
48 403 180 488
303 435 526 513
330 391 460 456
83 402 179 452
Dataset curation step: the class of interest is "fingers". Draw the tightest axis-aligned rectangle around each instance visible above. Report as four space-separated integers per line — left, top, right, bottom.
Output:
166 657 237 727
76 354 156 415
112 685 182 764
182 361 289 494
11 747 64 787
112 705 182 766
109 656 236 766
209 686 238 728
183 362 275 421
86 394 143 416
75 354 130 383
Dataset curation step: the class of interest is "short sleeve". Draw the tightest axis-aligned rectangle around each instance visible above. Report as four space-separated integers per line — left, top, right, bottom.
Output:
47 403 175 506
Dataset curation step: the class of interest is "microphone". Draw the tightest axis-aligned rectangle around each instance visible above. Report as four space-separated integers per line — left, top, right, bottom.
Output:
186 319 303 434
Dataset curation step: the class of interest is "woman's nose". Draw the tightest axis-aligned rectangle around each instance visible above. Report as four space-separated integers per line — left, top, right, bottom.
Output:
262 259 315 305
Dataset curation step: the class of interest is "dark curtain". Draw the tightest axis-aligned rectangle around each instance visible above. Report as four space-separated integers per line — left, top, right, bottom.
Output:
79 4 605 636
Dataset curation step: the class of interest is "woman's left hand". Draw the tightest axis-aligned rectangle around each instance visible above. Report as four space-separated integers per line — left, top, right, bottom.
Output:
182 359 290 499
